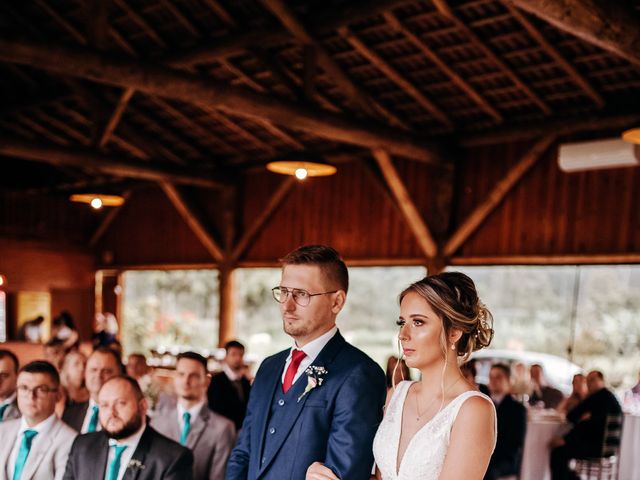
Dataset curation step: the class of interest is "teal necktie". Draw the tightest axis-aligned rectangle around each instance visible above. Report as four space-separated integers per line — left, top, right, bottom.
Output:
87 405 99 433
180 412 191 446
0 403 8 422
106 445 127 480
12 429 38 480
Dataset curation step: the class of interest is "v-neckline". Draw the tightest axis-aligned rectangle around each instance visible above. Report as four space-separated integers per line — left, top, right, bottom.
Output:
394 381 468 477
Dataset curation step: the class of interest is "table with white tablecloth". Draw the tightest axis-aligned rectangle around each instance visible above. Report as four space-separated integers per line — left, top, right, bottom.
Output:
519 419 569 480
618 414 640 480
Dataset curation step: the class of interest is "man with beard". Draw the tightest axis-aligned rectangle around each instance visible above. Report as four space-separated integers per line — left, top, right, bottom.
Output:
62 347 121 432
62 376 193 480
152 352 235 479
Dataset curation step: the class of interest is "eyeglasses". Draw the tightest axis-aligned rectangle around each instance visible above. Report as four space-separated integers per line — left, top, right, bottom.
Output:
17 385 58 398
272 286 337 307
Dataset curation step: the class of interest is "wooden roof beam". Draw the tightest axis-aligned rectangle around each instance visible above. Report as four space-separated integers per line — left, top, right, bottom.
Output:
502 2 604 108
0 136 225 189
262 0 409 130
339 26 453 129
444 135 556 257
0 39 443 164
383 12 503 124
432 0 552 116
372 149 439 259
160 182 225 262
509 0 640 69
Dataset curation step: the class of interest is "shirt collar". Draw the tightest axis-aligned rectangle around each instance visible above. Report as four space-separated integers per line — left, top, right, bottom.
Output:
108 421 146 448
491 393 507 406
1 391 16 406
177 400 205 421
19 413 57 436
222 363 241 382
290 325 338 363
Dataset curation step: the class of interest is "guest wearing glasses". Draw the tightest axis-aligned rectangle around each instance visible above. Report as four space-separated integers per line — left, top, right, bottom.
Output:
0 360 77 480
152 352 235 480
62 376 193 480
0 349 20 422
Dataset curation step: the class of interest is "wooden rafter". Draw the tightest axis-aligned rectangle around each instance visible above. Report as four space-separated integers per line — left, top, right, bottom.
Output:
339 25 453 129
383 12 503 124
0 39 442 164
90 189 132 246
97 87 135 148
372 149 438 259
444 135 557 257
160 182 224 262
262 0 410 130
0 136 224 189
510 0 640 69
432 0 552 116
230 176 296 263
502 2 604 107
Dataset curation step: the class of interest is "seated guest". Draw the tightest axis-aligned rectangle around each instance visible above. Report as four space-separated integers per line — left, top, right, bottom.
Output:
485 363 527 480
15 316 45 343
385 355 411 391
461 359 490 396
153 352 235 480
0 361 77 479
56 351 90 417
126 354 149 381
549 370 622 480
91 313 118 350
0 349 20 422
558 373 588 415
51 311 80 352
126 353 161 411
528 363 564 409
62 376 193 479
43 339 66 371
207 340 251 431
62 347 121 432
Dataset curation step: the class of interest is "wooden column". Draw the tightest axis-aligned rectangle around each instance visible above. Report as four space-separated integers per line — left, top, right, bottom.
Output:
218 263 235 347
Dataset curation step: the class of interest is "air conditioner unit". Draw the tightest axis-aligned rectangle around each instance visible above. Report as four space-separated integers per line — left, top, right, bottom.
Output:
558 138 639 172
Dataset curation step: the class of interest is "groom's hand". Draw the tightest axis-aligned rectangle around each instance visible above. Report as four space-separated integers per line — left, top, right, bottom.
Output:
306 462 340 480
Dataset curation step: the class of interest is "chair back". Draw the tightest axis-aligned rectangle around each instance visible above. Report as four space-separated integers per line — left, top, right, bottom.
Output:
601 413 622 457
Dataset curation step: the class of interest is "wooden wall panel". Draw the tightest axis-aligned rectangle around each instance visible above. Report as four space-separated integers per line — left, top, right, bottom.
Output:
96 186 215 266
454 140 640 258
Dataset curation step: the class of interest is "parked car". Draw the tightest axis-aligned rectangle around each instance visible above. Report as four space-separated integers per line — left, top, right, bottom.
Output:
470 349 582 395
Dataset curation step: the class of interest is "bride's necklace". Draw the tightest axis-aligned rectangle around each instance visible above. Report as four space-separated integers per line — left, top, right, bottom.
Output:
414 376 463 421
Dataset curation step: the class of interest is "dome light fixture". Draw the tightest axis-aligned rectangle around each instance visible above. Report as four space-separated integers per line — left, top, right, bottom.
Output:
70 193 125 209
266 160 337 180
622 128 640 144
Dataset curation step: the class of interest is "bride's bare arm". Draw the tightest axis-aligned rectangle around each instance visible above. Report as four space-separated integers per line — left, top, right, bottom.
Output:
438 396 496 480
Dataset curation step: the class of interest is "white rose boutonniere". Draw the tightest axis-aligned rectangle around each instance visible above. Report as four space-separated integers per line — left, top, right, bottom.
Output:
298 366 327 402
127 459 146 472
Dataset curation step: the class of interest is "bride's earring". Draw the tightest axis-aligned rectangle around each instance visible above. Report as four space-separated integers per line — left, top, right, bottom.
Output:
450 343 455 350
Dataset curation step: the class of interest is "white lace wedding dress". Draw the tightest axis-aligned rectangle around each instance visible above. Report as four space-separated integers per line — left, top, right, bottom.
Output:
373 380 496 480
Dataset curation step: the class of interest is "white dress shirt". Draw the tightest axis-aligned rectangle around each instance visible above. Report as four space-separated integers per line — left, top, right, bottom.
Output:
0 392 16 421
8 413 57 476
177 401 205 430
80 398 101 433
222 363 243 382
103 423 145 480
281 325 338 385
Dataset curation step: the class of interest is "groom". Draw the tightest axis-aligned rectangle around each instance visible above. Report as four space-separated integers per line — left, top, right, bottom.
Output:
226 245 386 480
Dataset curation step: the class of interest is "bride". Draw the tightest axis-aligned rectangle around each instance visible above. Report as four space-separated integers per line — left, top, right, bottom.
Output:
307 272 497 480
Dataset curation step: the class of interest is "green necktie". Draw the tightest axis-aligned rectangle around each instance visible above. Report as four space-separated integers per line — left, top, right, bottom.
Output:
180 412 191 446
106 445 128 480
12 429 38 480
87 405 99 433
0 403 8 422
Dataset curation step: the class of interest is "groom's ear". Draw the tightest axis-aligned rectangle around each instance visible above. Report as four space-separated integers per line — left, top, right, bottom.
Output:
330 290 346 314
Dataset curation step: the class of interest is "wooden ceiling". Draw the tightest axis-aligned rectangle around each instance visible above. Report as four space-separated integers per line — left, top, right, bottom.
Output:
1 0 639 266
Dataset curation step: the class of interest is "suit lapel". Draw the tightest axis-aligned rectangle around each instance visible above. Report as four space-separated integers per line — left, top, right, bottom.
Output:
186 408 208 450
88 433 109 480
123 426 152 480
21 419 64 479
258 332 346 475
0 421 19 480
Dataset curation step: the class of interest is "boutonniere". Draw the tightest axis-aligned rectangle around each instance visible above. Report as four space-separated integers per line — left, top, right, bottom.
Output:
298 366 327 402
127 459 146 471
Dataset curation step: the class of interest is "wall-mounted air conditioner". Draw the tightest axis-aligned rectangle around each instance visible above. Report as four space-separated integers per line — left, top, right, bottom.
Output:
558 138 639 172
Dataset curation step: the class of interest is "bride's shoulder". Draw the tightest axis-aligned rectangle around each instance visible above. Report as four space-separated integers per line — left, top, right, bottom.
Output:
454 390 496 425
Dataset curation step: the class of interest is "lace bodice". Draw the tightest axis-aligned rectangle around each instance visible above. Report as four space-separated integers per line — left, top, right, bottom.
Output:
373 381 496 480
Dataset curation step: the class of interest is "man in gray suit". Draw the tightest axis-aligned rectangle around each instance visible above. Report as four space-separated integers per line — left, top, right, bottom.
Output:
62 347 121 432
63 375 193 479
152 352 235 480
0 360 77 480
0 349 20 422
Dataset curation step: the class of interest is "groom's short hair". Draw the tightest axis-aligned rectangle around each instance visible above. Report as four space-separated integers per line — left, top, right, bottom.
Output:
280 245 349 293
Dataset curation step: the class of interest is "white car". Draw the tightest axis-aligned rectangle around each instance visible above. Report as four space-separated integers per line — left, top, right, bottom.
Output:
470 349 582 395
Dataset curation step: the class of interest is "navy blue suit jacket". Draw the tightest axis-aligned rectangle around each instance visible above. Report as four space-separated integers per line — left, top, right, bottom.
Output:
226 331 386 480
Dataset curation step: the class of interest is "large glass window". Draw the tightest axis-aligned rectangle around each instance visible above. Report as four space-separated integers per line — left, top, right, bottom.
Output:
121 270 219 356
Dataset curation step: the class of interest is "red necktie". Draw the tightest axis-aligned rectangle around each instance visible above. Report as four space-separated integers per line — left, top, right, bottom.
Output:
283 349 307 393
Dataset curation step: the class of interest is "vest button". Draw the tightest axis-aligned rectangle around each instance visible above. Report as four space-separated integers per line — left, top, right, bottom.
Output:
278 399 285 406
261 457 265 464
269 427 276 434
